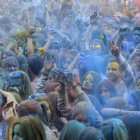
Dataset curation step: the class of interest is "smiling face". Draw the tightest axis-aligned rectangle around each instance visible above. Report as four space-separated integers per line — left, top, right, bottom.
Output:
106 62 122 83
125 95 138 111
13 124 23 140
101 23 109 31
82 74 94 91
90 41 102 56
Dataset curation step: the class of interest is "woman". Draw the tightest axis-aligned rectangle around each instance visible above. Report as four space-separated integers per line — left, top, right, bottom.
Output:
102 119 128 140
77 127 104 140
16 100 58 140
13 116 46 140
82 71 102 96
121 114 140 140
59 120 85 140
6 71 33 100
95 79 117 107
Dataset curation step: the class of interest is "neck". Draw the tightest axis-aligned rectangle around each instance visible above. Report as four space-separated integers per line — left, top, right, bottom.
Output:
112 78 122 85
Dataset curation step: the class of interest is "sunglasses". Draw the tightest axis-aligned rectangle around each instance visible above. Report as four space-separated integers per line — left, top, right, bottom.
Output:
90 45 102 49
28 93 46 100
9 72 22 77
134 33 140 37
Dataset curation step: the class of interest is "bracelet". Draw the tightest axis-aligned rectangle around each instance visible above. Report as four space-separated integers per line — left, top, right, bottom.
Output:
28 35 32 38
119 109 122 116
73 85 79 89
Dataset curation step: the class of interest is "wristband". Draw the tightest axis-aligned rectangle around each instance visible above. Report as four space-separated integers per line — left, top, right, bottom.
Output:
28 35 32 38
73 85 79 89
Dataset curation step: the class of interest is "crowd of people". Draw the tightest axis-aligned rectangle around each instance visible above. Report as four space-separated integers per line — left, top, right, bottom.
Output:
0 0 140 140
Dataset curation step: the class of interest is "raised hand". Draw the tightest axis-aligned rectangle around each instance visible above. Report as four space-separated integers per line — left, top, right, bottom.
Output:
62 37 70 49
75 19 83 31
90 12 98 24
29 27 36 35
119 25 130 37
109 41 120 57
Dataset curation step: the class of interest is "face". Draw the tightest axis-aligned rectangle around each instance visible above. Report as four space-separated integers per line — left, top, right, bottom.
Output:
136 79 140 89
106 62 122 82
101 23 109 31
74 113 90 127
66 84 77 99
4 21 12 30
82 74 94 91
134 55 140 67
100 85 110 104
90 42 102 55
133 30 140 43
42 101 51 121
125 95 138 111
8 60 18 72
13 124 23 140
21 60 28 72
1 53 8 64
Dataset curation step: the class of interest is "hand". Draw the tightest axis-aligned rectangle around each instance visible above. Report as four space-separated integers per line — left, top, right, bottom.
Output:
0 89 18 108
109 41 120 57
75 19 83 31
75 52 86 62
90 12 98 24
6 39 17 50
62 37 70 49
47 31 55 40
119 25 130 37
29 27 36 35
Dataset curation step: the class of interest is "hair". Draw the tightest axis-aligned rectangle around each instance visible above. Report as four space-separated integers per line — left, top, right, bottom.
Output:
134 26 140 32
121 114 140 140
129 90 140 111
13 116 46 140
105 97 126 109
16 100 53 128
36 17 46 27
82 71 102 95
35 96 55 124
44 82 59 94
88 95 102 113
0 16 10 25
28 55 43 75
59 120 85 140
102 118 128 140
72 102 102 129
1 50 17 60
77 126 104 140
16 30 29 43
95 79 117 105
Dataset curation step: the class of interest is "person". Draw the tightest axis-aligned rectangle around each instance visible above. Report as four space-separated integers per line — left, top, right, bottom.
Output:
59 120 85 140
82 71 102 96
95 79 117 107
77 126 104 140
102 118 128 140
13 116 46 140
28 54 44 92
121 114 140 140
6 71 33 100
106 43 135 99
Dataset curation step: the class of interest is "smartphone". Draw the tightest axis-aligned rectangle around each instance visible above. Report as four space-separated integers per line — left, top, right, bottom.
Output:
0 92 5 107
0 42 5 47
65 72 73 83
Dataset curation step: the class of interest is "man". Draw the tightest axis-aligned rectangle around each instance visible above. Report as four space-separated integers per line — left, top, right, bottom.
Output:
106 43 135 99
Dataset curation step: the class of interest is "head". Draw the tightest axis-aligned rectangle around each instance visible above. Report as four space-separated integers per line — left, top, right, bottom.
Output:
59 120 85 140
8 71 33 100
72 102 102 129
89 39 105 56
77 126 104 140
133 27 140 43
82 71 102 95
0 16 12 31
121 114 140 140
16 100 51 127
135 77 140 89
17 55 28 72
105 97 126 109
2 56 19 73
134 54 140 68
1 50 17 65
35 17 46 28
95 79 118 106
28 55 43 76
13 116 46 140
99 20 109 31
125 90 140 111
106 58 123 83
16 30 29 47
44 82 59 94
102 119 128 140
